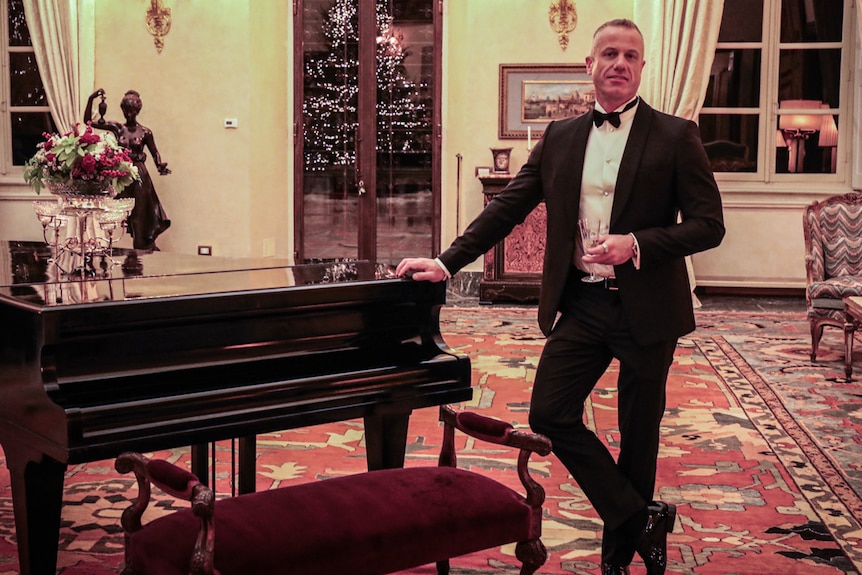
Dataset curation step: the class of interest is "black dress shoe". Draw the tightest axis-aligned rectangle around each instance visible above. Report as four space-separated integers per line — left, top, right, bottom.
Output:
601 563 631 575
636 501 677 575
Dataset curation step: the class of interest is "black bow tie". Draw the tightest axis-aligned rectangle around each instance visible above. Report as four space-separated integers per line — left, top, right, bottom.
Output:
592 98 639 128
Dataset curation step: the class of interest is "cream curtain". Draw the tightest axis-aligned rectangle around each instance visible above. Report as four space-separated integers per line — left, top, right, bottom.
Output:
634 0 725 307
635 0 725 121
21 0 81 133
858 0 862 44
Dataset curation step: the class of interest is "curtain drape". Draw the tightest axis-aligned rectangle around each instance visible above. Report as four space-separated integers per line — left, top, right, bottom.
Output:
633 0 725 306
22 0 81 133
635 0 725 121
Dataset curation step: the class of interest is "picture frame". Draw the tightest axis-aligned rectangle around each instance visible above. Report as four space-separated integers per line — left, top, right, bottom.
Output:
499 64 594 139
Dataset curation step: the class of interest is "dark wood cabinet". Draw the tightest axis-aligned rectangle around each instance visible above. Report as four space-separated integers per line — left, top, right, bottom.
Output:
478 174 545 304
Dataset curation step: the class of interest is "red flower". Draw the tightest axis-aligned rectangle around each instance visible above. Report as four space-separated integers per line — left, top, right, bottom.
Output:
79 153 97 174
79 131 101 146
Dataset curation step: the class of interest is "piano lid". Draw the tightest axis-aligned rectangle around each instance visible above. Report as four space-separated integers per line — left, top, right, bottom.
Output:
0 241 399 307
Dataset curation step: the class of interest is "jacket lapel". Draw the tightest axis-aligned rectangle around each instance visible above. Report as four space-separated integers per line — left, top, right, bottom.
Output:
556 114 593 227
610 102 653 226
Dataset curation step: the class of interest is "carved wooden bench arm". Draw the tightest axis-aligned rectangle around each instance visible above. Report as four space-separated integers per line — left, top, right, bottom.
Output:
115 452 216 575
439 404 553 509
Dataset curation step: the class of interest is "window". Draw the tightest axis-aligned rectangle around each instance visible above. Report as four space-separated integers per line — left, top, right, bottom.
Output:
1 0 56 176
700 0 848 181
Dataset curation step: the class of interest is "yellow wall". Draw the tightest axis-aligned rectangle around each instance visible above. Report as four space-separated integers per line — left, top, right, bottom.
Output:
82 0 631 266
90 0 290 258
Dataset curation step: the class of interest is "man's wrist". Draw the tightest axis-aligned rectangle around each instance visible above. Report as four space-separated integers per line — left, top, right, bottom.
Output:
434 257 452 279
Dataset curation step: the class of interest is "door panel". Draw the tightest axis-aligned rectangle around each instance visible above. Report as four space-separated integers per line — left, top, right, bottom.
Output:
300 0 362 261
296 0 439 265
375 6 435 263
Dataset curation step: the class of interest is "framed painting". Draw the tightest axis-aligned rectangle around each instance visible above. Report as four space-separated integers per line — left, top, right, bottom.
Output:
499 64 594 139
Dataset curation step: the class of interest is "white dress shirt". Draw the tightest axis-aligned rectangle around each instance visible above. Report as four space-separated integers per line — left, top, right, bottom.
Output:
575 97 639 278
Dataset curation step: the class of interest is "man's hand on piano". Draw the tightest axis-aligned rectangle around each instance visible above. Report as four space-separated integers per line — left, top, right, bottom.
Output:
395 257 448 282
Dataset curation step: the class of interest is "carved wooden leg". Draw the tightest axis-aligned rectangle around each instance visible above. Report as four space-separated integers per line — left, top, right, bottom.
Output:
810 323 822 362
363 411 410 470
515 539 548 575
4 446 67 575
435 559 450 574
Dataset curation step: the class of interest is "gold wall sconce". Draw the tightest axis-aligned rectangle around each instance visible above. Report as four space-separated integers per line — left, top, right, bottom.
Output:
549 0 577 51
146 0 172 53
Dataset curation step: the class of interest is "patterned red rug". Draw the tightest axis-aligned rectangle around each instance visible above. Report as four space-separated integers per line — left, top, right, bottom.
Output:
0 306 860 574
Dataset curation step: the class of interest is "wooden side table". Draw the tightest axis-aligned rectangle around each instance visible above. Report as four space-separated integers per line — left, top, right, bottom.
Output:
843 296 862 380
477 174 545 304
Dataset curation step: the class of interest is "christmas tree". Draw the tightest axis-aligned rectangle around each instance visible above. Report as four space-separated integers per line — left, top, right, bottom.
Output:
302 0 429 172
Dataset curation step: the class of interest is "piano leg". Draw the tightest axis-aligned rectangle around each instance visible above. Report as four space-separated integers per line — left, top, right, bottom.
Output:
238 436 256 494
363 411 411 470
190 443 209 486
4 446 66 575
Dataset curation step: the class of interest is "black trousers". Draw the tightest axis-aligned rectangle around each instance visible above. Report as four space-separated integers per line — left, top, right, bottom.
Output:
528 276 678 564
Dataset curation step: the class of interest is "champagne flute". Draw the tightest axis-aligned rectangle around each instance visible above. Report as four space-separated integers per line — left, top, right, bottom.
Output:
578 218 603 283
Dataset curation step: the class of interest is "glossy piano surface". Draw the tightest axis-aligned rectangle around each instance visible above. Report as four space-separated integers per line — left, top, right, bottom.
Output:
1 240 393 305
0 241 472 574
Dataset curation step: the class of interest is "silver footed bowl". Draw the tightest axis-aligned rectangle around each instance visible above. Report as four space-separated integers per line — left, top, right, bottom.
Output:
44 179 116 198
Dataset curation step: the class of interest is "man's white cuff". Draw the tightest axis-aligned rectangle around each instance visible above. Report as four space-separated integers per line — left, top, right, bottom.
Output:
434 257 452 279
629 233 641 270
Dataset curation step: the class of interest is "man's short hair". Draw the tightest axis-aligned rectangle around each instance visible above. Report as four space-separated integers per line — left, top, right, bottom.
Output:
591 18 644 56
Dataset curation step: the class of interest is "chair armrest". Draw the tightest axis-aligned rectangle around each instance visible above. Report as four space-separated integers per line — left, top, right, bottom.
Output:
115 452 153 534
440 405 552 455
146 458 201 499
438 405 552 508
804 254 821 285
115 452 217 575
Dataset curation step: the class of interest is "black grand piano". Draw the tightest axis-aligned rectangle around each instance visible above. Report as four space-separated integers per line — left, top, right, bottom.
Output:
0 242 472 575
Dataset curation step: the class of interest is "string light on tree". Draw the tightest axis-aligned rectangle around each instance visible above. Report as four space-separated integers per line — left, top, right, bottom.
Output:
303 0 429 172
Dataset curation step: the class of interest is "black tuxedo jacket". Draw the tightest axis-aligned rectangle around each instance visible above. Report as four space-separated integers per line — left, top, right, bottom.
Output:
439 100 725 345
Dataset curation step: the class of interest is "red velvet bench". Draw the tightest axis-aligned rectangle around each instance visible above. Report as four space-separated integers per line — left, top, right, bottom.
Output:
115 405 552 575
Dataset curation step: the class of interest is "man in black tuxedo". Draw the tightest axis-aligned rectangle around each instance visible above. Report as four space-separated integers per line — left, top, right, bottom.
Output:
397 18 724 575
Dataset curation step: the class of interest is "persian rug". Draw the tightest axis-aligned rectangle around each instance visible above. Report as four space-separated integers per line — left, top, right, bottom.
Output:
0 306 860 574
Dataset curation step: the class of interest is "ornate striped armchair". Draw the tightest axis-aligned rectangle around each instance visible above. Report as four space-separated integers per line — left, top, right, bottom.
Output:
803 193 862 362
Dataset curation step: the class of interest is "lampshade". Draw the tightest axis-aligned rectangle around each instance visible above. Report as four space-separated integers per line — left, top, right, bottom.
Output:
818 103 838 147
779 99 822 132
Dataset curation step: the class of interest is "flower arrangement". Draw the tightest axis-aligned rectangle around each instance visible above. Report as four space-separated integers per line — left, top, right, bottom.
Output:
23 123 139 195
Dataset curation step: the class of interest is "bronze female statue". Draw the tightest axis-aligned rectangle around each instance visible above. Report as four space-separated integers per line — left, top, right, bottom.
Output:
84 89 171 251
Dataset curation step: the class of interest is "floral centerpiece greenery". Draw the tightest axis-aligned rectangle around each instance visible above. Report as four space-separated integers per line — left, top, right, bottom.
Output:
23 123 139 195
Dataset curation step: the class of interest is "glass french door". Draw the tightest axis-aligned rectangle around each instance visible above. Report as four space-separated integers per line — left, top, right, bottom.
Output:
295 0 440 265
